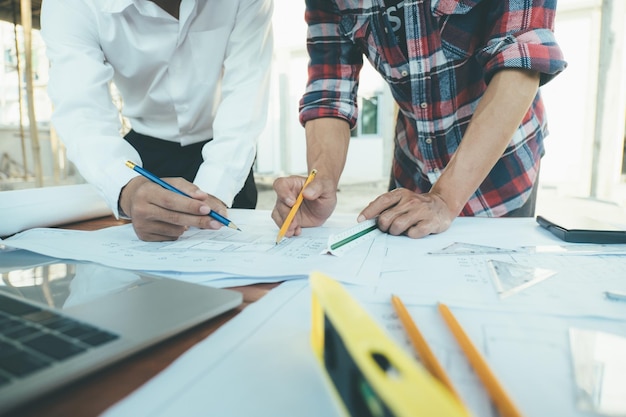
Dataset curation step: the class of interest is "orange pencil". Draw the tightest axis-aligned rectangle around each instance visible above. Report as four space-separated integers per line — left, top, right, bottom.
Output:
275 169 317 244
391 295 463 403
438 303 524 417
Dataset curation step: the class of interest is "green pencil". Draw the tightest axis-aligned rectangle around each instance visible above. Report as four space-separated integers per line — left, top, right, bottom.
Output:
330 224 379 250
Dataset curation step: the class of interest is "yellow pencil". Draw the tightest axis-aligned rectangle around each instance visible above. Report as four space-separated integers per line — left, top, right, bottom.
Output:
275 169 317 244
391 295 463 403
438 303 525 417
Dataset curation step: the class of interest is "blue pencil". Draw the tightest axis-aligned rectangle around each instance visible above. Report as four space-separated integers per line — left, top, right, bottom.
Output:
125 160 240 231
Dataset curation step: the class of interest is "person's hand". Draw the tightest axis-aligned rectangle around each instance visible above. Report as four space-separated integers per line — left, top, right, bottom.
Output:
357 188 455 238
119 176 229 241
271 174 337 238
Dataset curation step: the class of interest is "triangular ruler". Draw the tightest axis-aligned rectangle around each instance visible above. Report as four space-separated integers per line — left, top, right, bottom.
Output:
429 242 516 255
487 260 556 298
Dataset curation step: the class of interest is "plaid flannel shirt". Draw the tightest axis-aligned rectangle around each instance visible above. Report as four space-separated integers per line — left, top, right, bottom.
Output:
299 0 566 216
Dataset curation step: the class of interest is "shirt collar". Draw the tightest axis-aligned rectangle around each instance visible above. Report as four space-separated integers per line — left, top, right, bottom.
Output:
100 0 135 13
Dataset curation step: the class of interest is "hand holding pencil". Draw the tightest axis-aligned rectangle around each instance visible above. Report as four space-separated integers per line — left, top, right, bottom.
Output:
121 161 238 242
271 168 343 240
275 169 317 244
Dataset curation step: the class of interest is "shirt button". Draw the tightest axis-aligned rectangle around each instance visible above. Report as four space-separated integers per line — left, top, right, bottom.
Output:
433 168 440 173
401 70 408 77
420 102 428 109
425 137 433 144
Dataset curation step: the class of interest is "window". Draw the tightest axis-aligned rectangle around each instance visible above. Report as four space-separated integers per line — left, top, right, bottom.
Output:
351 94 380 137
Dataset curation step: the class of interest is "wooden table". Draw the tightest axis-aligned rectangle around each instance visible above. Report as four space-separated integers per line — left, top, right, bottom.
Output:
4 216 279 417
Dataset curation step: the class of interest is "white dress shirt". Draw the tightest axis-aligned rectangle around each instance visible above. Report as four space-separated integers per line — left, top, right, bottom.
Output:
41 0 273 216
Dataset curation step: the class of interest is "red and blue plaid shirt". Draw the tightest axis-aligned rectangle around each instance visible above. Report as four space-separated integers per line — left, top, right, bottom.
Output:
299 0 566 216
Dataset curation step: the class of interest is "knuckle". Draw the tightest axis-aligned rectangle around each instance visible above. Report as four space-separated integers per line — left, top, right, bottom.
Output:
375 216 391 232
130 205 148 218
406 223 429 239
185 199 201 213
272 177 283 191
377 193 394 205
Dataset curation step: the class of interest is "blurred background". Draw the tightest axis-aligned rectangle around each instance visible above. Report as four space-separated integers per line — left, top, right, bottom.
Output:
0 0 625 218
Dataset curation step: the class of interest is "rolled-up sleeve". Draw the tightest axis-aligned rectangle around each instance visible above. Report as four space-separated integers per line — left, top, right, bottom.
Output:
477 0 567 85
299 0 363 128
41 0 138 218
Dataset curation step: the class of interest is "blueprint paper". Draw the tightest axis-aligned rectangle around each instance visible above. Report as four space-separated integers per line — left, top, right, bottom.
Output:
101 280 344 417
2 210 385 285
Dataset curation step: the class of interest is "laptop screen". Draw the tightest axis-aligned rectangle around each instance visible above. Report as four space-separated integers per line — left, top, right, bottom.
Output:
0 249 146 310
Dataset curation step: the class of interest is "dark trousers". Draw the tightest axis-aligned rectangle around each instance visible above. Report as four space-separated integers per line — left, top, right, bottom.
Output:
124 130 257 209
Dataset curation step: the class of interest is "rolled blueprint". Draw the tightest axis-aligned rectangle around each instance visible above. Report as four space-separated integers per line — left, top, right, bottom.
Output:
0 184 112 237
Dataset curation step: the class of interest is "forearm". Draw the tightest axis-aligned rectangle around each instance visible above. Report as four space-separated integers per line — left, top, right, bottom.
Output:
430 69 541 216
269 117 350 232
305 118 351 187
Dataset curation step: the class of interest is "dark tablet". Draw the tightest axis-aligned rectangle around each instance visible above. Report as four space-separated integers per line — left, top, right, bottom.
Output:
536 215 626 243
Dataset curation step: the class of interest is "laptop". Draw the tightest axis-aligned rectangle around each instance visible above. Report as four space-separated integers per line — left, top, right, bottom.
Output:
0 248 242 414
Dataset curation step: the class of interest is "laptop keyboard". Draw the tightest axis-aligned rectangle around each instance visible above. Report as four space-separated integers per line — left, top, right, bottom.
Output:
0 293 119 386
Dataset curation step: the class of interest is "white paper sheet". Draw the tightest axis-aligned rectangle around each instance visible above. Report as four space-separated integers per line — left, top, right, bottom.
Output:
94 218 626 417
101 280 344 417
0 184 111 237
2 210 385 285
101 278 626 417
342 218 626 319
